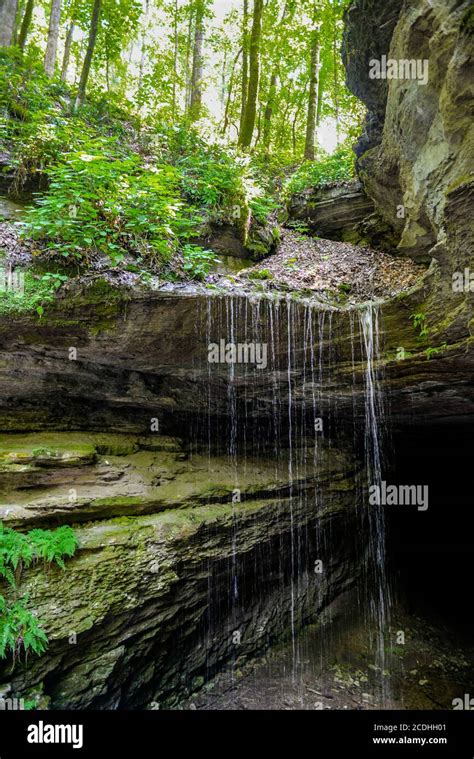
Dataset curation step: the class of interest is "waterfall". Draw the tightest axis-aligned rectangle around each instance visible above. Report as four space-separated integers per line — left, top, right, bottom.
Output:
359 303 392 705
200 292 390 702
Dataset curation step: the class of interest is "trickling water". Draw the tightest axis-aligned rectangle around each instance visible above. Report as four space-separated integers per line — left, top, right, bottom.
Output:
199 292 391 703
358 303 392 705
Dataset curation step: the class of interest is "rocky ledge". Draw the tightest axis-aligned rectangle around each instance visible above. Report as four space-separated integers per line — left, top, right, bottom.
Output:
286 180 375 243
0 432 362 709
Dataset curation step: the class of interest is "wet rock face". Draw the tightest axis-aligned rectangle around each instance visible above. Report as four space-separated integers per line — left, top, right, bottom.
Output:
0 433 363 709
344 0 473 267
286 181 375 242
0 284 472 433
193 217 280 261
342 0 473 418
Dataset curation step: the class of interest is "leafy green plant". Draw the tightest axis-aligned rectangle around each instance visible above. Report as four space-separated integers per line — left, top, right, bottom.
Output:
0 524 77 660
175 137 247 223
286 220 310 235
410 311 430 340
284 144 356 197
22 144 190 267
0 271 69 317
181 245 218 281
248 194 278 224
339 282 352 294
0 597 49 661
425 342 448 360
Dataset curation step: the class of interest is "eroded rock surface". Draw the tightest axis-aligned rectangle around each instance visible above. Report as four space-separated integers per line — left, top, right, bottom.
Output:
0 433 363 709
287 181 375 242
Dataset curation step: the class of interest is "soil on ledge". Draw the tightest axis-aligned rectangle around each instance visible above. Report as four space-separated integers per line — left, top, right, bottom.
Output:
234 230 427 304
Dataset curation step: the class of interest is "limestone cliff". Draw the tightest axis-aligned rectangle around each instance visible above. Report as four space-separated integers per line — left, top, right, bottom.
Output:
0 433 362 709
342 0 473 424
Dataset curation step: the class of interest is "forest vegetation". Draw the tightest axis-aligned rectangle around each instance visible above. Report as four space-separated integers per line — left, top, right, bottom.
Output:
0 0 362 292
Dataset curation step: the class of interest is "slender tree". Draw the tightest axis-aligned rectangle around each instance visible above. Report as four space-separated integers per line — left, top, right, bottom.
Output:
171 0 179 120
184 3 194 112
138 0 150 92
238 0 264 149
44 0 62 76
0 0 19 47
238 0 249 136
304 4 322 160
262 70 277 150
262 1 292 152
61 20 75 81
221 46 242 136
17 0 34 51
332 0 340 143
74 0 101 110
189 0 204 122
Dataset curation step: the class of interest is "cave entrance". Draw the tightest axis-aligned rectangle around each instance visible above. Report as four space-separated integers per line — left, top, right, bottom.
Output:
386 423 473 638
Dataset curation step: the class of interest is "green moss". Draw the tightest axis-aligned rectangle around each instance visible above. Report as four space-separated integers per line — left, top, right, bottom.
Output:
445 173 474 195
91 434 140 456
91 496 145 508
0 433 96 466
248 269 273 281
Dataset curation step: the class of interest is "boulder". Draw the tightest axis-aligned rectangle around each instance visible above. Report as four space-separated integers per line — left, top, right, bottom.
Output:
287 180 375 242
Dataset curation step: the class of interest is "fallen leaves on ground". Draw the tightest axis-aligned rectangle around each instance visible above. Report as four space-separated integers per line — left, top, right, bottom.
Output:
239 230 427 304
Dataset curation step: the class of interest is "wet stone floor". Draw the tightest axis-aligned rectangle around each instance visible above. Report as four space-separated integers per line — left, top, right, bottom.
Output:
180 607 474 711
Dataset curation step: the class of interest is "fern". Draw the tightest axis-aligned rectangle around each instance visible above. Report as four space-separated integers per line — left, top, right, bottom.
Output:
0 524 77 572
0 597 48 660
0 524 33 570
28 527 78 569
0 523 77 660
410 311 430 340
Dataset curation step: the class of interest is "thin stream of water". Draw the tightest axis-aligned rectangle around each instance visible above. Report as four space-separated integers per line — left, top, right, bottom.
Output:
201 293 391 699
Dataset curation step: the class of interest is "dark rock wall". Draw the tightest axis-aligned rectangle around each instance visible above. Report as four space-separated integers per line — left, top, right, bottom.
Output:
287 181 375 242
342 0 473 425
343 0 473 266
0 436 363 709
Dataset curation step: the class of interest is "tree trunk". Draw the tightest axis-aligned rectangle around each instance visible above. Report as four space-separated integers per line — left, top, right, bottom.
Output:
304 8 321 161
332 2 340 143
184 5 194 113
292 81 307 156
138 0 150 93
74 0 101 110
238 0 249 136
171 0 178 120
262 2 292 151
44 0 62 76
221 46 242 136
254 103 263 147
0 0 19 47
316 79 323 127
18 0 34 50
238 0 264 149
189 0 204 122
262 71 277 150
61 21 75 81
